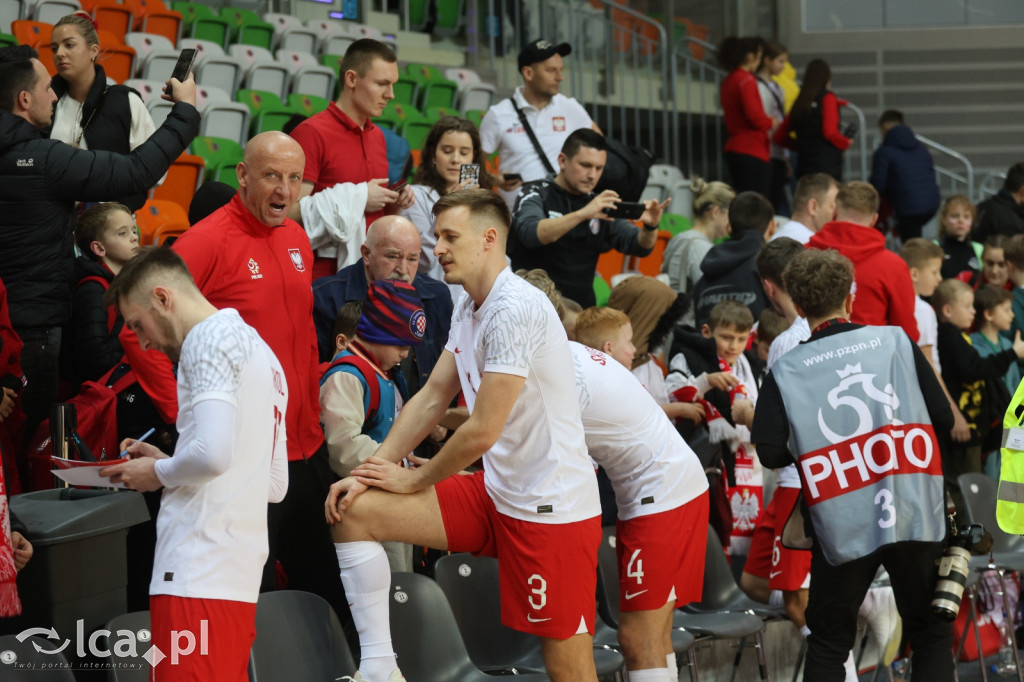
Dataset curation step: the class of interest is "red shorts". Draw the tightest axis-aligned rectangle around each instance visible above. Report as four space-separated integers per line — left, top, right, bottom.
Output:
149 595 256 682
436 470 601 639
743 487 811 591
616 493 709 612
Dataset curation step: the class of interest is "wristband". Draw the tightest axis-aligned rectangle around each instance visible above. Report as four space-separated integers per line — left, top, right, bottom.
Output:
642 223 658 231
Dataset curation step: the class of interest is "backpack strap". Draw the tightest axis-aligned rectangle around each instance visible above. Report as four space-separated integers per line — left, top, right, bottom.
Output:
75 274 117 335
508 97 556 175
322 354 381 424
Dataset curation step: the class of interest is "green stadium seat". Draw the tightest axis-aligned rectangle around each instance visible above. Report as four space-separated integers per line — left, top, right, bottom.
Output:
463 109 485 128
189 135 243 181
400 119 433 153
659 213 692 236
593 273 611 307
253 104 298 135
423 106 458 123
287 93 329 118
392 76 418 106
236 88 285 117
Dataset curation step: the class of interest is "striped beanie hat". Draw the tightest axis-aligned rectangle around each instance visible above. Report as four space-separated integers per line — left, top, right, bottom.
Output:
357 279 426 346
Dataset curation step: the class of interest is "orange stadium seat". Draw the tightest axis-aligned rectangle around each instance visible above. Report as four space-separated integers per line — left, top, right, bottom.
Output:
12 20 52 47
150 153 204 213
136 199 189 245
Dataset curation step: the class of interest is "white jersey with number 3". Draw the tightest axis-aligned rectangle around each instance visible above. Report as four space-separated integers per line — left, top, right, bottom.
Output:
570 342 708 520
446 268 600 524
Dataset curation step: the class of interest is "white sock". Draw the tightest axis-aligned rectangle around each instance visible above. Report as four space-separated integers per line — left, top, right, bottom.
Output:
769 589 784 608
800 624 812 638
335 541 396 682
627 668 672 682
666 652 679 682
843 650 858 681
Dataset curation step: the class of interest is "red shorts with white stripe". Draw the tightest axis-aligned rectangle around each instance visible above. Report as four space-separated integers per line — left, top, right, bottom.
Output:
149 595 255 682
616 492 710 612
743 486 811 591
436 470 601 640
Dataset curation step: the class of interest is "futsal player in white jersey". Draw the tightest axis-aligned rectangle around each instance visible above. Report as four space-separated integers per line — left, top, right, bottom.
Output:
324 189 602 682
100 247 288 682
516 269 709 682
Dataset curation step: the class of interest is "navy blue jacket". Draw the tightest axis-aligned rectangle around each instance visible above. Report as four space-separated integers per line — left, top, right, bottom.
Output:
870 125 940 219
312 264 454 388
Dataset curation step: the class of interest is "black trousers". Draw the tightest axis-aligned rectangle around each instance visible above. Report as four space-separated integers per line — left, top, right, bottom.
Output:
896 212 936 242
804 539 955 681
725 151 772 199
769 158 791 216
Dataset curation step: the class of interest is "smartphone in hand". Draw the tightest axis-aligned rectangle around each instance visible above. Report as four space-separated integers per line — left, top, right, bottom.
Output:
459 164 481 185
603 201 646 220
164 48 197 95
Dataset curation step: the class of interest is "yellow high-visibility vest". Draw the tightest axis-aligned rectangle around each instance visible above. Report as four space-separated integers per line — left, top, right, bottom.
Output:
997 378 1024 532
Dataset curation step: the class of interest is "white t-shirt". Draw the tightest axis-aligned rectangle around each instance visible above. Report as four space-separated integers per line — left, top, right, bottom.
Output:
401 184 464 300
766 316 811 489
51 91 156 151
915 295 941 373
571 342 708 520
479 87 594 209
631 356 669 404
770 219 814 245
151 309 288 603
445 268 600 523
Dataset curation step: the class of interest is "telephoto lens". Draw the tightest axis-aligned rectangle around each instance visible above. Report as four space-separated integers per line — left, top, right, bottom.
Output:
932 544 972 620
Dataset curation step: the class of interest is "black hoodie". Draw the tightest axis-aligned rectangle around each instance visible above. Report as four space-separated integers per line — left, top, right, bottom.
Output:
692 230 768 327
0 102 199 332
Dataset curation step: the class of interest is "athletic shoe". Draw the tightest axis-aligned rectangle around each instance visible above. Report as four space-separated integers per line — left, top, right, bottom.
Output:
346 669 407 682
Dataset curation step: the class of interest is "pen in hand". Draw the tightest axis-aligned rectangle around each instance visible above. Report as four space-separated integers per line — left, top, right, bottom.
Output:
120 427 156 459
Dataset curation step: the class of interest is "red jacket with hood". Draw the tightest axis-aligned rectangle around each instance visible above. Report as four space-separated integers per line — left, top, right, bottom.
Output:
807 221 919 342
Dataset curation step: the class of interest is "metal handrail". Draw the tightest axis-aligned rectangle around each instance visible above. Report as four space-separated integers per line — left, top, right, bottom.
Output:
914 132 975 200
674 38 725 179
842 100 868 181
976 172 1007 202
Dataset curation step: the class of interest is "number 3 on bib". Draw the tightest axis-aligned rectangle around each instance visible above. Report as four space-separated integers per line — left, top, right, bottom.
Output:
874 489 896 529
627 549 644 584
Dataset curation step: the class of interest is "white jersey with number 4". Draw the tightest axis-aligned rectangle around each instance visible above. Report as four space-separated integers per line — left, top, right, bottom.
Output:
570 342 708 520
446 268 600 524
150 309 288 603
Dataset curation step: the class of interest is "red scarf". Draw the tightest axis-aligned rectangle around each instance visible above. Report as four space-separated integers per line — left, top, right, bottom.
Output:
0 457 21 616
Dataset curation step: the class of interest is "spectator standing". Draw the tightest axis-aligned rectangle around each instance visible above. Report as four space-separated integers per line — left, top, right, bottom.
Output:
312 216 453 402
479 39 600 209
171 132 344 626
692 191 776 327
289 39 413 279
937 194 981 281
69 202 138 385
510 129 668 307
974 161 1024 242
402 116 493 298
49 13 158 211
869 110 941 242
718 36 774 196
808 182 919 341
662 177 735 326
755 40 791 215
753 248 954 682
775 59 852 181
770 173 838 244
0 44 198 437
100 247 288 682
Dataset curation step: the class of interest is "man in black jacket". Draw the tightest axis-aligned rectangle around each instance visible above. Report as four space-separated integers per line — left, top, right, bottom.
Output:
509 128 668 307
975 161 1024 242
0 45 199 434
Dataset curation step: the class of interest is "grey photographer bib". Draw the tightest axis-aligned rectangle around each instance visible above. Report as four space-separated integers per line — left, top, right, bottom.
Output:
771 325 946 565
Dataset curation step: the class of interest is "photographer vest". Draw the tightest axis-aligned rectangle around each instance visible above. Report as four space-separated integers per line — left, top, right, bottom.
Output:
771 325 946 565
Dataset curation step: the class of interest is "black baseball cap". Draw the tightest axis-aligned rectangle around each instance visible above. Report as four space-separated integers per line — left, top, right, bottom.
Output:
518 39 572 70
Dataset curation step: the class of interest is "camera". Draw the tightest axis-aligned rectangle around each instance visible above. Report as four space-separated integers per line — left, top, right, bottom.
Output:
932 522 989 621
840 121 857 139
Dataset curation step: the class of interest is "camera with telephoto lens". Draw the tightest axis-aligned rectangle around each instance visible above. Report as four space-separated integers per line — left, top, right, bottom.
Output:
932 522 989 621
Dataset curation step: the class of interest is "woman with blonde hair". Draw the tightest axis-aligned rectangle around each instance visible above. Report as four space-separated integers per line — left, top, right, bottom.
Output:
49 12 157 211
662 177 736 326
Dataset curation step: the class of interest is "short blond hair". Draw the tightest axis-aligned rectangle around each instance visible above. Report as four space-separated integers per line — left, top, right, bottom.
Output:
575 307 630 350
836 181 879 216
932 278 972 320
899 238 944 270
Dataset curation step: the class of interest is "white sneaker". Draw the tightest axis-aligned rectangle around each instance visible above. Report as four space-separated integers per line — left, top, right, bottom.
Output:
347 669 407 682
